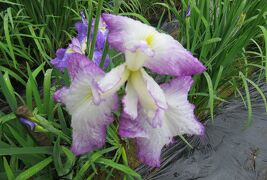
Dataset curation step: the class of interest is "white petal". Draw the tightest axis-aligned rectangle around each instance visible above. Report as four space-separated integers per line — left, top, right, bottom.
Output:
62 72 118 155
119 107 170 167
59 55 119 155
161 77 204 136
144 33 206 76
102 13 156 52
130 69 167 127
125 41 154 71
98 63 130 96
122 80 138 119
103 14 205 76
119 77 204 167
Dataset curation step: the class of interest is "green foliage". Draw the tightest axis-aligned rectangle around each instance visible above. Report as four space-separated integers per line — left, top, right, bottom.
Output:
157 0 267 121
0 0 266 179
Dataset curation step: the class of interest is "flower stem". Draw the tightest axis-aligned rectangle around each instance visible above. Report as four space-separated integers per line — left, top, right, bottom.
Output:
100 0 121 69
86 0 93 58
89 0 104 60
100 40 109 68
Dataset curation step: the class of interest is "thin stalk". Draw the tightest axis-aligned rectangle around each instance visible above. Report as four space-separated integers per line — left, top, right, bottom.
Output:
89 0 104 59
100 0 121 68
100 41 109 68
86 0 93 58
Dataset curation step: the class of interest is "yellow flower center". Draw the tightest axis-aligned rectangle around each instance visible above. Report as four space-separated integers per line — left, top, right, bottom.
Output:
79 90 92 106
145 33 154 47
100 26 106 32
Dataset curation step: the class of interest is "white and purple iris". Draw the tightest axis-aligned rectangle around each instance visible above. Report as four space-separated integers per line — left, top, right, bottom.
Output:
54 53 118 155
51 13 110 70
53 13 205 167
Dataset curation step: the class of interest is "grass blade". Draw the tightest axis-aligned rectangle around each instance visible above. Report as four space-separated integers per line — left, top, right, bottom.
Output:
26 63 43 113
0 72 17 111
4 12 17 68
3 157 15 180
203 72 214 121
15 156 52 180
239 72 252 127
89 0 104 59
259 26 267 83
43 69 52 116
96 157 141 179
0 147 53 156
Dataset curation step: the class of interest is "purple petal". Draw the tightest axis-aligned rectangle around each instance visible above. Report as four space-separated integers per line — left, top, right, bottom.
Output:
160 77 204 136
102 13 131 52
92 50 110 69
76 15 108 50
119 107 165 167
55 48 66 58
119 112 148 139
51 37 88 71
96 31 108 50
75 13 88 43
58 50 119 155
102 13 205 76
102 13 155 53
19 118 36 131
69 88 118 155
95 17 108 50
67 53 104 80
186 6 191 17
51 48 69 71
68 38 84 54
62 73 118 155
144 33 206 76
53 86 69 104
119 76 204 167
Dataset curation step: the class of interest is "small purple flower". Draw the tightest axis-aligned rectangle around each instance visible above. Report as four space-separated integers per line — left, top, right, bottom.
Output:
75 12 88 43
19 118 36 131
51 48 71 71
94 17 109 50
75 13 108 50
68 38 86 54
51 38 87 71
52 13 109 71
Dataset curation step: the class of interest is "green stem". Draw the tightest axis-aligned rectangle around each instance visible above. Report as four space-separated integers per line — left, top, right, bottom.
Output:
100 41 109 68
86 0 93 58
89 0 104 59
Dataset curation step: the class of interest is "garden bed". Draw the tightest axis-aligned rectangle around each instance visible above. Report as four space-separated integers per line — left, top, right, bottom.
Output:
0 0 267 179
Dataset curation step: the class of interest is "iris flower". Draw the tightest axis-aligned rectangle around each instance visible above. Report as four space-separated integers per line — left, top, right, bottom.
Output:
53 13 205 167
54 53 118 155
51 14 110 70
99 14 206 128
119 77 204 167
19 118 36 131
